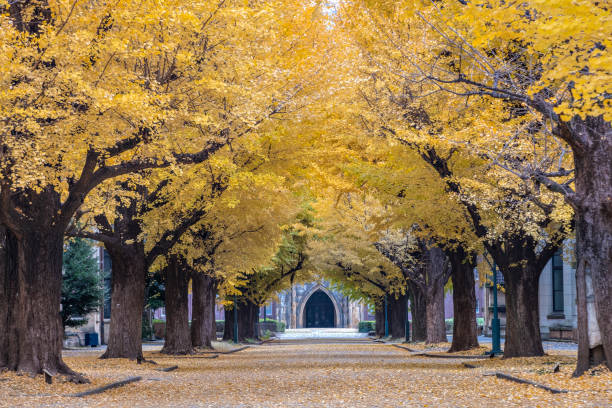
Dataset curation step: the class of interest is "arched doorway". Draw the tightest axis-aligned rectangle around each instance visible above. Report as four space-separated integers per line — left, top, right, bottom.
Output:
303 290 336 328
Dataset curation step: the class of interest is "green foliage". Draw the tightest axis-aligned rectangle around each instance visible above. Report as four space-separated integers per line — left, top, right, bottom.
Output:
259 318 286 332
61 238 103 329
358 321 376 333
145 270 165 311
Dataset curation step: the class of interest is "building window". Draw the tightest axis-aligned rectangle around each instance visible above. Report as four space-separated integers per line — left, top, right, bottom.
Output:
552 250 564 313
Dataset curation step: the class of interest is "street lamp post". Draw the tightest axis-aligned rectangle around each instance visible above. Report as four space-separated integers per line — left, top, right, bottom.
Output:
233 294 239 344
384 294 389 337
491 263 502 355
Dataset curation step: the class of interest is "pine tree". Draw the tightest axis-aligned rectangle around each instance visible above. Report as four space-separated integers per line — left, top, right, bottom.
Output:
61 238 103 330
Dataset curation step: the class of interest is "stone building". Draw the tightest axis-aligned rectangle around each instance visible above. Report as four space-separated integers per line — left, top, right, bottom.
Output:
263 282 373 329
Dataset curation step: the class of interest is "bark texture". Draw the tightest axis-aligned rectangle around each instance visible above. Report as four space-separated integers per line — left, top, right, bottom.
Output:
424 246 448 344
447 248 479 352
0 189 86 381
161 256 193 355
100 243 146 360
223 299 260 342
571 117 612 374
489 238 554 358
388 293 408 339
408 282 427 342
375 303 385 337
191 273 217 349
503 267 544 358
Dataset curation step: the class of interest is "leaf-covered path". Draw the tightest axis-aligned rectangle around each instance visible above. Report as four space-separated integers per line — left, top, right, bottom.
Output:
1 342 610 407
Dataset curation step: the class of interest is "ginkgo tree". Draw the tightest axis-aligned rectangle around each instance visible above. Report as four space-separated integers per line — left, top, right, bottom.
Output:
337 1 577 359
0 0 331 379
341 0 610 373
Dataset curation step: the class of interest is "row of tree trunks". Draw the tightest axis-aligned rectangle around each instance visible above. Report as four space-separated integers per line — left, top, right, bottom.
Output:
191 273 217 349
161 256 193 355
446 248 479 352
223 299 260 342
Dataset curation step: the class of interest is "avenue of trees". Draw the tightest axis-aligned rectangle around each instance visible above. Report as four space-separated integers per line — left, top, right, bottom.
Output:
0 0 609 382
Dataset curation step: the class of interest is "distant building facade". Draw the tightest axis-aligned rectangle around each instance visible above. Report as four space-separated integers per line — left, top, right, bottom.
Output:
258 282 373 329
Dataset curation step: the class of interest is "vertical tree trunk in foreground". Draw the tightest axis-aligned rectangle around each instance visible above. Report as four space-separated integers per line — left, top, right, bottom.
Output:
101 244 146 360
501 263 544 358
571 118 612 374
375 303 385 337
424 246 449 344
447 248 479 352
161 256 193 355
408 282 427 342
0 226 18 370
191 273 217 349
223 305 237 341
388 293 408 339
0 190 86 382
489 239 551 358
239 300 260 341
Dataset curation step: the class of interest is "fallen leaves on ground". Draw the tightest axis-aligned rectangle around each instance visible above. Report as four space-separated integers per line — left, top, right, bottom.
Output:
0 342 610 407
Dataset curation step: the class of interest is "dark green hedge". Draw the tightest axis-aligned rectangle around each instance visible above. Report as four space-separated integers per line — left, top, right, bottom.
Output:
358 321 376 333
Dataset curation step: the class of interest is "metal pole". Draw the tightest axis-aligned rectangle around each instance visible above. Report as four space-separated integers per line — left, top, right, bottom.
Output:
384 295 389 337
233 294 239 344
404 297 410 342
491 263 502 355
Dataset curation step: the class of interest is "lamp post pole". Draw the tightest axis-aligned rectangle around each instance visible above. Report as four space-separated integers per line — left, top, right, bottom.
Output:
491 263 502 355
233 294 239 344
384 294 389 338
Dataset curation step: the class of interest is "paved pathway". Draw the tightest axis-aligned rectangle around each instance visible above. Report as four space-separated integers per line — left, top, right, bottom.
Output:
6 340 605 407
276 328 370 340
476 335 578 351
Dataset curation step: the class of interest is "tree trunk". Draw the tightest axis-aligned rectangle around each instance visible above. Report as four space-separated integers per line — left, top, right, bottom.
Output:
571 118 612 374
223 305 236 342
238 299 259 341
0 223 86 380
161 256 192 355
101 244 146 360
388 293 408 339
209 285 218 340
223 299 259 342
486 236 553 358
408 282 427 342
424 246 448 344
191 273 216 349
375 303 385 337
0 226 18 370
447 248 479 352
502 266 544 358
425 279 447 344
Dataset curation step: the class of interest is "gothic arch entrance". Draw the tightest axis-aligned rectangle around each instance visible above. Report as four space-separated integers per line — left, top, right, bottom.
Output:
303 290 336 328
